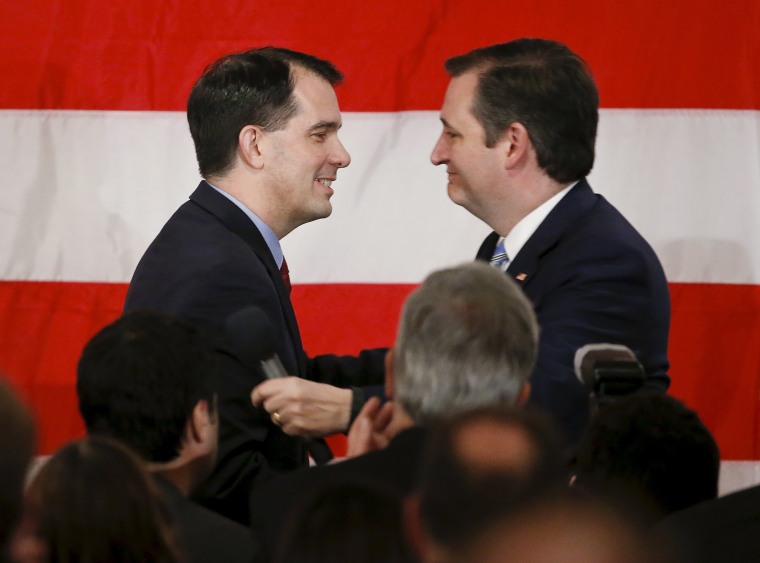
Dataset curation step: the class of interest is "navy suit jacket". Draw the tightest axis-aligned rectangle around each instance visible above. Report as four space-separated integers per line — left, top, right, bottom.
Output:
124 181 385 524
476 180 670 443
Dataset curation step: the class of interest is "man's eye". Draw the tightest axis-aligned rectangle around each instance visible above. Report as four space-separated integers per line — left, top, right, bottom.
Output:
445 130 459 139
312 133 327 142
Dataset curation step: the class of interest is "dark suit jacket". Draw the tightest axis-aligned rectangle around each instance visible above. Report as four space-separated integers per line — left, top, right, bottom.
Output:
249 426 427 561
154 476 261 563
654 484 760 563
476 180 671 443
124 181 385 524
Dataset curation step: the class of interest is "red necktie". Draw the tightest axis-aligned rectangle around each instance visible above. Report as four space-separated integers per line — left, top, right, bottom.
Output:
280 257 292 294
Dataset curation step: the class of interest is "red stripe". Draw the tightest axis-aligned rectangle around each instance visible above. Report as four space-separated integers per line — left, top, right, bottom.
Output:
2 280 758 459
1 0 758 111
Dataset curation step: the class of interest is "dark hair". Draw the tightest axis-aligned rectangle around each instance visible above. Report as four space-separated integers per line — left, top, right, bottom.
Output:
187 46 343 178
275 480 415 563
0 376 35 554
573 393 720 517
77 310 217 463
445 38 598 183
417 406 566 551
26 436 182 563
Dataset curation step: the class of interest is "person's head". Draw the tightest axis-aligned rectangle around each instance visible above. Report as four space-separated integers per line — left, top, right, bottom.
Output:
411 407 565 561
431 38 598 225
572 393 720 520
0 377 35 556
76 310 218 488
25 436 182 563
187 47 351 236
458 489 664 563
274 479 415 563
392 262 538 424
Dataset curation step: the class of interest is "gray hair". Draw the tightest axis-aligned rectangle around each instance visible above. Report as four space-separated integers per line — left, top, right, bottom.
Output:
394 262 539 424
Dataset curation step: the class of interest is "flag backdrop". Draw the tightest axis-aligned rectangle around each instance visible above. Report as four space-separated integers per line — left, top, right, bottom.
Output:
1 1 760 462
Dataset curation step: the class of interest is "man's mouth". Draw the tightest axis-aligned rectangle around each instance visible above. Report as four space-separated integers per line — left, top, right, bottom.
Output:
316 178 333 187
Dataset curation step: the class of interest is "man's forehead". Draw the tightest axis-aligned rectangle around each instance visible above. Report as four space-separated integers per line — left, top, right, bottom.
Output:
291 68 343 127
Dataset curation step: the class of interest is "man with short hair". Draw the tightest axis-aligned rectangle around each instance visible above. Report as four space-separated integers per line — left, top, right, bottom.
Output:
431 38 671 442
77 311 260 563
123 47 385 524
572 393 720 522
250 261 539 559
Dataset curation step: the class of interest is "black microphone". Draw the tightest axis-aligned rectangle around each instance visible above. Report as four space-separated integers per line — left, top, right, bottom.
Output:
573 343 646 405
224 306 334 465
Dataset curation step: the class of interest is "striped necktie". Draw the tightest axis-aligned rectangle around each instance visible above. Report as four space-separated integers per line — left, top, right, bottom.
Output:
490 237 510 272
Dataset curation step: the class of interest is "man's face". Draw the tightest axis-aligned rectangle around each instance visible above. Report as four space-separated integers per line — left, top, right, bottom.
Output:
261 69 351 232
431 72 508 221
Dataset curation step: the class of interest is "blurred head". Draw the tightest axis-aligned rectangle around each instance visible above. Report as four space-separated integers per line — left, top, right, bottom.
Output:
458 490 664 563
393 262 538 424
26 436 182 563
0 377 35 556
413 407 565 560
77 310 218 475
274 480 415 563
572 393 720 519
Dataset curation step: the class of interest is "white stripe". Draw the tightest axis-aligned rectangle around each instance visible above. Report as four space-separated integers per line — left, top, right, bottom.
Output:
2 109 759 284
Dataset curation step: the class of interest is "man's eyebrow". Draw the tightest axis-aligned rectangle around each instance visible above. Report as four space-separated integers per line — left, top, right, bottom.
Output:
308 121 341 133
440 117 455 130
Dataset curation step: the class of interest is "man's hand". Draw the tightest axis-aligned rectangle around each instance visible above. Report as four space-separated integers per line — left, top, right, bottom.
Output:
346 396 394 458
250 377 352 437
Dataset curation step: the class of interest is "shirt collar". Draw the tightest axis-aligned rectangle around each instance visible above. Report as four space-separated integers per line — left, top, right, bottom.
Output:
206 182 283 268
503 181 577 263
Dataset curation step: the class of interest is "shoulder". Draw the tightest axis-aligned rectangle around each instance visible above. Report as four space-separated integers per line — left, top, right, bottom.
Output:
172 494 261 563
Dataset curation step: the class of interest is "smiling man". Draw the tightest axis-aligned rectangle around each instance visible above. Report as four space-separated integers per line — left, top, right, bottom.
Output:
431 39 671 444
123 47 385 525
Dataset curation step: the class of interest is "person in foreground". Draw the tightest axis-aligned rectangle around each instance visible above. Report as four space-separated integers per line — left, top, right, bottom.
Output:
123 46 385 523
76 310 261 563
250 261 539 559
431 38 671 443
25 437 182 563
409 406 567 563
0 376 36 563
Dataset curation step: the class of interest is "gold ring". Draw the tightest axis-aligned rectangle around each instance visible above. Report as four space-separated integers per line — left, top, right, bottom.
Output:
273 412 281 425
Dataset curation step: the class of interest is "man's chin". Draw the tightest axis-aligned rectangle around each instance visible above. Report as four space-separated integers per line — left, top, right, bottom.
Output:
447 183 468 207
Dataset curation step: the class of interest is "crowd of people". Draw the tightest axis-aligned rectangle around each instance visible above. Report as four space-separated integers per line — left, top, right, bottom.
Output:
0 37 751 562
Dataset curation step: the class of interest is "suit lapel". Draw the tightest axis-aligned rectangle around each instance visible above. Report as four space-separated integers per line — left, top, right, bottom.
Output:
189 181 305 365
507 179 597 289
475 179 598 290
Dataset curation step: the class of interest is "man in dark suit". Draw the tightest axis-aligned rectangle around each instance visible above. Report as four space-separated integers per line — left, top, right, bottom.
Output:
123 48 385 524
77 311 261 563
250 262 538 560
430 38 671 443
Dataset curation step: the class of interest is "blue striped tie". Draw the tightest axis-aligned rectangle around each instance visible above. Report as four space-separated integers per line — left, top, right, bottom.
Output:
490 237 510 272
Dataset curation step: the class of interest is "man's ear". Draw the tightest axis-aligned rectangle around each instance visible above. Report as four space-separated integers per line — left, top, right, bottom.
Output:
501 122 532 169
188 399 214 448
384 348 395 399
238 125 265 170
